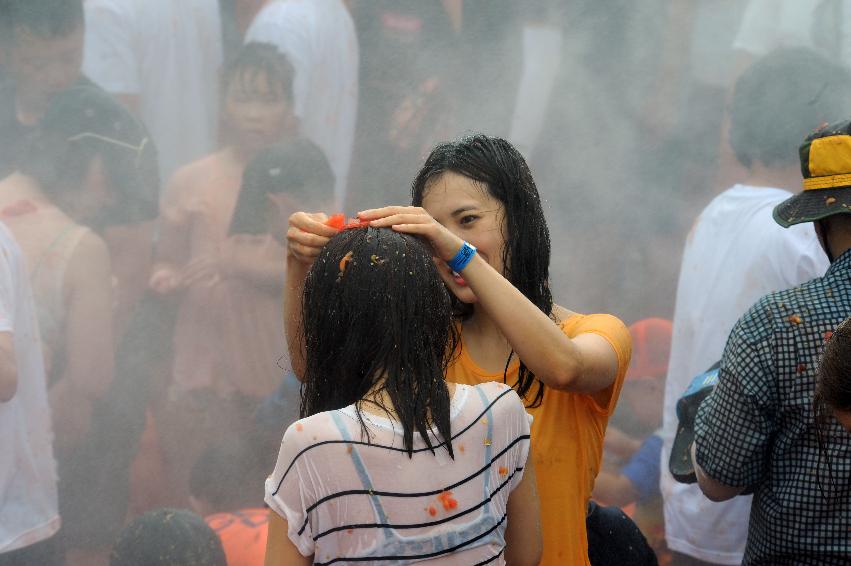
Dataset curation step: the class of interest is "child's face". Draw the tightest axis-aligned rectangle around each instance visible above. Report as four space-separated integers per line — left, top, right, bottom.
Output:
224 70 295 154
10 25 84 117
421 171 507 304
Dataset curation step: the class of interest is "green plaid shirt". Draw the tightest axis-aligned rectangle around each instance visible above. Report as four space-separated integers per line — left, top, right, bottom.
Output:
695 249 851 565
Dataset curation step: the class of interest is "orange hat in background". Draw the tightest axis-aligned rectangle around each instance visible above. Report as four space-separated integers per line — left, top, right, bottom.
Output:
626 318 673 382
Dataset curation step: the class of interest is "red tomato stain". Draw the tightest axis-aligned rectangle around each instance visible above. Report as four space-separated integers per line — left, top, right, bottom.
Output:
438 491 458 511
498 466 508 476
295 423 303 432
427 506 437 517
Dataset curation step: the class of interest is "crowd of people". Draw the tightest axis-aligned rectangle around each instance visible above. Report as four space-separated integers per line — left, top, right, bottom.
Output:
2 0 851 565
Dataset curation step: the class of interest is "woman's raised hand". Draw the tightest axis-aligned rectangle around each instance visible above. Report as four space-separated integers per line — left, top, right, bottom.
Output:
286 211 338 266
358 206 464 262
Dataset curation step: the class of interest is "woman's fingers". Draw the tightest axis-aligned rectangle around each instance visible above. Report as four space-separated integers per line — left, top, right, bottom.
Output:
368 213 433 228
357 206 424 220
289 211 337 237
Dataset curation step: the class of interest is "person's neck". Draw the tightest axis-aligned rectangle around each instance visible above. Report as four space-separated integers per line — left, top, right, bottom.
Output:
463 308 511 357
827 231 851 262
225 145 255 167
742 161 800 192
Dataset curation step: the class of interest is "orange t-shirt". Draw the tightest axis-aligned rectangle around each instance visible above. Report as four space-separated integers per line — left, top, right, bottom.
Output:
206 508 269 566
446 314 631 566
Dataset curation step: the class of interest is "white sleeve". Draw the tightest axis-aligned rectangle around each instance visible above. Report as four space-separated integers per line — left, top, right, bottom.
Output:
0 253 14 334
264 420 316 557
497 388 532 493
83 0 141 94
774 223 830 288
733 0 818 57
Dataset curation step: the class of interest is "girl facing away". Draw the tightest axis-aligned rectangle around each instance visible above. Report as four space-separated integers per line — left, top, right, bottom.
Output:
287 135 632 565
265 227 541 565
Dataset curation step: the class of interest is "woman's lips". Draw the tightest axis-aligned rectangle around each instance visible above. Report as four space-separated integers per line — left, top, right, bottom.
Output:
452 271 467 286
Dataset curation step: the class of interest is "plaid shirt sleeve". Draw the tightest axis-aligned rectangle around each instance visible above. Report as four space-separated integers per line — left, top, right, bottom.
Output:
693 310 778 488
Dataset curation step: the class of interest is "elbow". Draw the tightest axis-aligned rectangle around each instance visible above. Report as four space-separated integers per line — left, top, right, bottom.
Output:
544 355 584 392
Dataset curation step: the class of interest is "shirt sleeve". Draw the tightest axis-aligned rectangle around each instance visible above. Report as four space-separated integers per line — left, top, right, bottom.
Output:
565 314 632 415
621 434 662 501
264 420 316 557
693 310 777 488
505 388 533 493
83 0 141 94
0 246 15 333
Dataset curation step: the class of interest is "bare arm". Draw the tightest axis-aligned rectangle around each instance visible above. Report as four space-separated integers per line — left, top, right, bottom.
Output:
149 176 192 294
692 441 744 502
264 511 313 566
283 212 336 381
363 206 621 395
62 231 115 399
591 470 640 508
505 456 542 566
0 332 17 402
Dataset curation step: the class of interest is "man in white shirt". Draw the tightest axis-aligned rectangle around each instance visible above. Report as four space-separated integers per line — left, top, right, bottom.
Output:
83 0 223 186
245 0 358 209
0 222 60 565
660 47 851 565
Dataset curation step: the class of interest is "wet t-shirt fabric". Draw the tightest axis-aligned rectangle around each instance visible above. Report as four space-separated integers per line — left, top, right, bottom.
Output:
265 382 531 565
447 313 631 566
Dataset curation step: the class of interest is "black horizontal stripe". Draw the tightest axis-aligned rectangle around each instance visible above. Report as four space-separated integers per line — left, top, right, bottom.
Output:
314 466 524 541
471 547 505 566
313 511 508 565
272 387 516 496
297 434 529 536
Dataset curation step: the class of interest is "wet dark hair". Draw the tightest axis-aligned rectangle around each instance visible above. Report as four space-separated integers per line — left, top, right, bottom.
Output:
300 227 457 458
412 134 552 407
229 139 334 235
110 508 226 566
18 84 159 226
814 318 851 498
730 47 851 169
9 0 83 39
221 41 295 104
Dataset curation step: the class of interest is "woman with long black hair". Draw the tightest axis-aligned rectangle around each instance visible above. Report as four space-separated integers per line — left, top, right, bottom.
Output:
265 227 541 565
287 135 631 565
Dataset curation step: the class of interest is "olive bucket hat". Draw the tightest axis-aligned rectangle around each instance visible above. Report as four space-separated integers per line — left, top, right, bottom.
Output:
774 120 851 227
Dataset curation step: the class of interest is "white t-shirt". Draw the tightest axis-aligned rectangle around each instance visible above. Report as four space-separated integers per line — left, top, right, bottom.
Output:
246 0 358 209
265 382 531 564
0 222 59 553
83 0 223 186
734 0 851 65
660 185 828 564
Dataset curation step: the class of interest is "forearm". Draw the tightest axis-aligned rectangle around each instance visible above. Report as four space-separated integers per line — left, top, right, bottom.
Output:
592 470 640 507
284 254 309 381
692 441 745 502
461 255 583 390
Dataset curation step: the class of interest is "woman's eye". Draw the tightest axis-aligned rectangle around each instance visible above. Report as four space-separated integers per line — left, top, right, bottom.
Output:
459 215 477 225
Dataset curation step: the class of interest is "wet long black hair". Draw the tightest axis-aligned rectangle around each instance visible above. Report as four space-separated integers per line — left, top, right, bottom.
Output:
300 227 457 458
412 134 552 407
814 317 851 498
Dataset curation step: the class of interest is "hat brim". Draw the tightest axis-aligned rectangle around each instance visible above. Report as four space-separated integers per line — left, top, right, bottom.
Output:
669 420 697 484
773 187 851 227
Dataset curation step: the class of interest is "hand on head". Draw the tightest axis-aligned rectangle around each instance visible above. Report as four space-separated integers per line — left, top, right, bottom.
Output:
358 206 464 262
